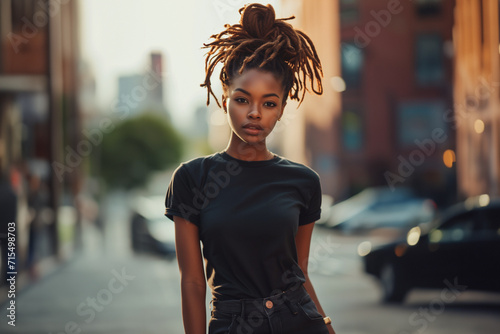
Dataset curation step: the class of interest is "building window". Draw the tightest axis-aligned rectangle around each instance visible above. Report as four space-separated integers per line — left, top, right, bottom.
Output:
341 42 363 89
415 34 444 86
11 0 40 31
341 107 363 151
397 100 447 148
340 0 359 25
415 0 442 17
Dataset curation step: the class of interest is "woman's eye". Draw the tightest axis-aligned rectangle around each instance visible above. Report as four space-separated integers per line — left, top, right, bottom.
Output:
235 97 248 104
264 102 277 108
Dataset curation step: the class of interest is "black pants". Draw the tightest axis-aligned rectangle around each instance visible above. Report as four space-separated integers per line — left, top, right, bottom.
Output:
208 284 330 334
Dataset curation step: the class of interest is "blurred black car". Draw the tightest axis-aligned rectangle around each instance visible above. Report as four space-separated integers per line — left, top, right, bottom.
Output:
362 195 500 303
130 195 176 258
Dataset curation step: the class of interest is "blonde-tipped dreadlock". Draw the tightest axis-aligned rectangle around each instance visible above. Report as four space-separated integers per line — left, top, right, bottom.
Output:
201 3 323 107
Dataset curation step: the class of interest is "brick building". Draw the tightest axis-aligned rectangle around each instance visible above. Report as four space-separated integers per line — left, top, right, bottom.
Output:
452 0 500 199
0 0 83 283
337 0 456 204
280 0 457 206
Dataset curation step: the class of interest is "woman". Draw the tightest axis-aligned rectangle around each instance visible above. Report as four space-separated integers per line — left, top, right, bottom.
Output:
165 3 336 334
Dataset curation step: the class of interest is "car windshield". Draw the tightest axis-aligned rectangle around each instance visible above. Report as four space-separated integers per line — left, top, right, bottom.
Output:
428 206 500 243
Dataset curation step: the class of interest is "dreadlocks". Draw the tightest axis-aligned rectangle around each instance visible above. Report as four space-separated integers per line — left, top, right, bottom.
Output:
201 3 323 107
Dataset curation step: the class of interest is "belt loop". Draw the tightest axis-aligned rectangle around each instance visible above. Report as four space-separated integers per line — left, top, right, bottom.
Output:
240 299 245 318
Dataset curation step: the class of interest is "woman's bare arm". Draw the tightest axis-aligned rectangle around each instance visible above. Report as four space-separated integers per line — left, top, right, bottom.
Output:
174 216 207 334
296 223 336 334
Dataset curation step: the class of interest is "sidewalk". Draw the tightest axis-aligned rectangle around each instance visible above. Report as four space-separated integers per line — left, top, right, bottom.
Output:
0 193 201 334
0 248 187 333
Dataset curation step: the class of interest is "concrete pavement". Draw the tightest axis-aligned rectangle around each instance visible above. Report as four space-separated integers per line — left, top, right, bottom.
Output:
0 192 198 334
0 222 194 334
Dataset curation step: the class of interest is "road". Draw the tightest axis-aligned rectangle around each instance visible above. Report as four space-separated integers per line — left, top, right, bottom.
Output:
0 200 499 334
308 228 500 334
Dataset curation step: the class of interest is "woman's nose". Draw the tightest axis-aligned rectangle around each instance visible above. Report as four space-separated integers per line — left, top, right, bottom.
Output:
248 105 261 119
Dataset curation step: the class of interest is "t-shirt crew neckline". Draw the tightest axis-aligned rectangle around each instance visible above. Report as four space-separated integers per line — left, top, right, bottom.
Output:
219 151 281 167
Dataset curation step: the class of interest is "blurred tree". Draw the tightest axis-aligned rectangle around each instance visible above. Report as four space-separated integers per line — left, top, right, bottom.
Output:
99 113 183 189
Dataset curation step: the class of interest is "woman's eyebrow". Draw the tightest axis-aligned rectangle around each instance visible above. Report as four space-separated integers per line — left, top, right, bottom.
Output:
233 88 280 99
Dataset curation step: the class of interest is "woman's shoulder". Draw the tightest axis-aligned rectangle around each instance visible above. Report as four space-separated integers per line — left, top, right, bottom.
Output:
275 156 320 181
172 152 225 176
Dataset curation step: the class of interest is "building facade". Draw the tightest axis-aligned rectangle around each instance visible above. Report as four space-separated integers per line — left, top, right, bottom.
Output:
0 0 82 283
117 52 166 117
337 0 456 205
278 0 456 205
279 0 343 197
453 0 500 199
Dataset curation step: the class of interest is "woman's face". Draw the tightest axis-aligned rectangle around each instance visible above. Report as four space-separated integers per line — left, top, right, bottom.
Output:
223 68 286 147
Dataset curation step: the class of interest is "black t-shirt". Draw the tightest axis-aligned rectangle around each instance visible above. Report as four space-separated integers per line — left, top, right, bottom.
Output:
165 151 322 301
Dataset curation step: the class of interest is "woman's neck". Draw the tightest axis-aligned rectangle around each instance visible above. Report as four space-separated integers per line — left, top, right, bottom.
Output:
224 135 273 161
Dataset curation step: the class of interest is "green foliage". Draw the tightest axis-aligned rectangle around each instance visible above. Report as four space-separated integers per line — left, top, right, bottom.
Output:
100 113 183 189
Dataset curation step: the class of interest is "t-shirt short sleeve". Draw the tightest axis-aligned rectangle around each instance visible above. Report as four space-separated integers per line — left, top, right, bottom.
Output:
298 173 322 226
165 164 201 227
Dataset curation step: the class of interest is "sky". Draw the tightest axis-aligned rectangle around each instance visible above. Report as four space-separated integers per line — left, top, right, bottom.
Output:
80 0 280 130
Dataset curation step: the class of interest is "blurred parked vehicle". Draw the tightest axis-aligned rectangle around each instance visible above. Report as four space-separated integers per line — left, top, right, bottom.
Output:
362 195 500 303
130 195 176 258
325 187 436 234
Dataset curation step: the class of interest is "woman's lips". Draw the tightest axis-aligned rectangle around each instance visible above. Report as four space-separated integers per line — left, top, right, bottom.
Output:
242 124 263 135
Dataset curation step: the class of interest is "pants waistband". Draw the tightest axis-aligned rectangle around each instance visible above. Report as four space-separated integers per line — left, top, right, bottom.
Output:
211 284 307 317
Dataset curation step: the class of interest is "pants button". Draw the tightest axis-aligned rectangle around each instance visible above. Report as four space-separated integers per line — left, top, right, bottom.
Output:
265 300 273 309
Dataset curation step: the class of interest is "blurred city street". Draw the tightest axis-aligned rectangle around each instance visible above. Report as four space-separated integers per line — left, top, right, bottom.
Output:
1 1 500 334
1 194 499 334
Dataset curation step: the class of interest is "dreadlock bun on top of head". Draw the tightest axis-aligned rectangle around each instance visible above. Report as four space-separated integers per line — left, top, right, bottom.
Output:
201 3 323 107
240 2 275 39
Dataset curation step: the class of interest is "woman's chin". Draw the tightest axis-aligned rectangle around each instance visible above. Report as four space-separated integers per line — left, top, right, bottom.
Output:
234 132 266 145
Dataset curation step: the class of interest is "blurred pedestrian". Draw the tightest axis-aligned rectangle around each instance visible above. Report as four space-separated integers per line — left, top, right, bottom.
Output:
165 3 335 334
25 171 46 280
0 167 17 285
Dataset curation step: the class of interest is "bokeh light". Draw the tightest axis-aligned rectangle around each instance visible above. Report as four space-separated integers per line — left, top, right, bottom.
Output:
474 119 485 134
443 149 456 168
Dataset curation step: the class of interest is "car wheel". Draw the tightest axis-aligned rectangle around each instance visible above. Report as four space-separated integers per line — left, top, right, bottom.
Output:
380 262 408 303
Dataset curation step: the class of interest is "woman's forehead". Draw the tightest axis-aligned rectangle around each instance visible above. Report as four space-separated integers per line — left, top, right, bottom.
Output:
229 69 284 93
